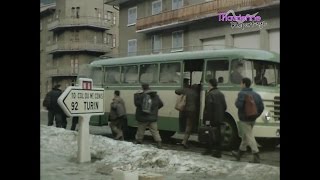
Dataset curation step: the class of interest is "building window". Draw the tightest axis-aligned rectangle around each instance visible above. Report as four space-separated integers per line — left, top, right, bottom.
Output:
71 7 75 18
128 39 137 56
105 33 112 44
151 35 162 53
172 30 183 52
113 14 116 25
128 7 137 26
76 7 80 18
112 35 116 47
152 0 162 15
107 11 113 21
172 0 183 10
71 56 79 74
94 35 97 44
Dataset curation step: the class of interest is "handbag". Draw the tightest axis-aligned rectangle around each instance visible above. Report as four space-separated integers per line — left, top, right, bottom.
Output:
198 126 217 144
175 94 186 111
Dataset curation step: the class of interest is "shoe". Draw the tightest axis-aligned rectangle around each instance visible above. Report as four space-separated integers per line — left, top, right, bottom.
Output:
115 136 124 141
250 153 260 163
157 141 162 149
201 150 212 155
232 150 245 161
181 143 189 149
134 140 142 144
212 151 222 158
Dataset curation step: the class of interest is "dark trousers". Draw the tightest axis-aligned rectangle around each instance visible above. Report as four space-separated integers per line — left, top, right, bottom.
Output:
206 125 222 152
71 117 79 130
47 110 55 126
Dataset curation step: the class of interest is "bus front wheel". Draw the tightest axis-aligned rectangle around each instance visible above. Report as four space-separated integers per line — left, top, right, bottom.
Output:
222 116 240 150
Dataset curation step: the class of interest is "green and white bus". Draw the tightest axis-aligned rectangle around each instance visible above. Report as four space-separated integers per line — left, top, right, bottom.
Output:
84 48 280 149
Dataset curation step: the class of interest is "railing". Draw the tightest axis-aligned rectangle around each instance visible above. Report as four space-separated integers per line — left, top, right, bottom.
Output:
136 0 278 31
46 67 78 77
47 16 111 31
46 41 111 54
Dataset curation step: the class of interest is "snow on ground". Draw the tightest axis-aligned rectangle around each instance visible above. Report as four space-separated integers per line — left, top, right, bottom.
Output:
41 125 280 180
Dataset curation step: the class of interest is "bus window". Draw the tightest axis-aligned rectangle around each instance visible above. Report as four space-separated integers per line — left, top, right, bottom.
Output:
205 60 229 84
121 65 138 84
159 62 180 83
253 61 277 86
105 66 120 84
139 64 158 84
230 60 253 84
90 67 103 86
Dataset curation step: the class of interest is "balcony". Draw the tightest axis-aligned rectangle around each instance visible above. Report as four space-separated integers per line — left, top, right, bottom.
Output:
136 0 279 33
47 17 111 31
46 41 111 54
46 67 78 77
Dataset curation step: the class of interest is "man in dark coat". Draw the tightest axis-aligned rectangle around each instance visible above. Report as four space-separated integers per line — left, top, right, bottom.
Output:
44 84 66 128
232 77 264 163
202 79 227 158
134 83 163 148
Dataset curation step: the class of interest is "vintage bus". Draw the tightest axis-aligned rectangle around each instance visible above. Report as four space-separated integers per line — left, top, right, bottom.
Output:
83 48 280 149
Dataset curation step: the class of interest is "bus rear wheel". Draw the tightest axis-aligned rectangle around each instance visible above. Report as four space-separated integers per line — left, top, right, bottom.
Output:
222 116 240 150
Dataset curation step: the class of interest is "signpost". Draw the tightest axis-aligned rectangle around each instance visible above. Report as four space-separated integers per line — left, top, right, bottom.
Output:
58 78 104 163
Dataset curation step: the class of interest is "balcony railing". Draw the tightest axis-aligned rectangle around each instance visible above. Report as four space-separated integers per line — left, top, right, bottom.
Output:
47 17 111 31
46 67 78 77
136 0 278 32
46 41 111 54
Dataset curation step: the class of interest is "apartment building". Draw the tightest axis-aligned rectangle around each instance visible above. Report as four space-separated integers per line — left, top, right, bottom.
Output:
104 0 279 56
40 0 119 101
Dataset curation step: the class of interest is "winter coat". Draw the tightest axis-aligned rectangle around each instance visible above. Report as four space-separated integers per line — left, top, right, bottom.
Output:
134 90 163 122
175 87 198 112
203 88 227 126
235 88 264 122
46 88 64 113
109 96 126 121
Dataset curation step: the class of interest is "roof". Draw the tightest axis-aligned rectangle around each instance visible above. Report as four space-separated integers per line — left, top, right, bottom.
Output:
40 3 56 13
91 48 280 67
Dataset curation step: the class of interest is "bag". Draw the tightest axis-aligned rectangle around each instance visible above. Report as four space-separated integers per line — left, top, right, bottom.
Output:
244 94 258 119
142 93 152 114
42 93 51 108
198 126 217 144
175 95 186 111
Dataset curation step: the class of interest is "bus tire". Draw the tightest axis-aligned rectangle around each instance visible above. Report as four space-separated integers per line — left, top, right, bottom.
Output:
159 130 176 141
222 116 240 150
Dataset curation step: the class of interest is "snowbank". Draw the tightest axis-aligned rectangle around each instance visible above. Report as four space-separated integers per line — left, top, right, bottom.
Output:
41 125 280 180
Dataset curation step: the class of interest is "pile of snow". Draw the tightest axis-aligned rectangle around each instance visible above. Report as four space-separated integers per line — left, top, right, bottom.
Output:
41 125 280 180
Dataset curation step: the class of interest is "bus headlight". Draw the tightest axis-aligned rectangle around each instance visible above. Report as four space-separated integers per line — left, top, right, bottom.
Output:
264 111 271 121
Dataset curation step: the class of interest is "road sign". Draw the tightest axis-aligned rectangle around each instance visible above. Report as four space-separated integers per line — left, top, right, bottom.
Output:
57 78 105 163
57 86 104 117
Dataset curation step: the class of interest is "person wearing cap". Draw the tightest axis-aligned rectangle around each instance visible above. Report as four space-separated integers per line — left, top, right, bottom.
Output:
202 78 227 158
133 83 164 148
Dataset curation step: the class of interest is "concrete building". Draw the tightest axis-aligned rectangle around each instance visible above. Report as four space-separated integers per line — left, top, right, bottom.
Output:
40 0 119 102
104 0 279 57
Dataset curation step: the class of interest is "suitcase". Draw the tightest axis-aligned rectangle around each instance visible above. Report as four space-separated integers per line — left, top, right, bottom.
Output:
198 126 218 144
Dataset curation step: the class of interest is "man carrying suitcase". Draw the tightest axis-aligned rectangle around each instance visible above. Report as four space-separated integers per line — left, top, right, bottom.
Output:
201 78 227 158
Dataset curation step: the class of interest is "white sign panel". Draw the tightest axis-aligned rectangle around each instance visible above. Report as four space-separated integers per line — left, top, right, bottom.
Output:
58 86 104 117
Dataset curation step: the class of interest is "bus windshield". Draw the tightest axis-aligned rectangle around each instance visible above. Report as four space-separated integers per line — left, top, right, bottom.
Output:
77 64 103 86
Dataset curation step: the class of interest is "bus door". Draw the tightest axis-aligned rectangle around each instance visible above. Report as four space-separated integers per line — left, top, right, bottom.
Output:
179 59 204 133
